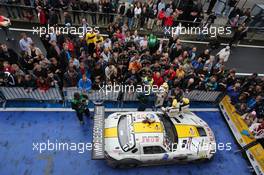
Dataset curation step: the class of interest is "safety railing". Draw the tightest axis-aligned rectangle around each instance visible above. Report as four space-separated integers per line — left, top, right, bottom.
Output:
62 87 138 103
0 86 223 107
183 90 223 102
63 87 120 102
0 87 62 101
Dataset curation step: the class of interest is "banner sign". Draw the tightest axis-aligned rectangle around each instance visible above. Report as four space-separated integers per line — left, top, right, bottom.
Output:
219 96 264 175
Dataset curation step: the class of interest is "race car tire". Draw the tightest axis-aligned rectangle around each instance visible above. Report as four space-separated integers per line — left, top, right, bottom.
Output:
115 159 140 168
193 157 211 163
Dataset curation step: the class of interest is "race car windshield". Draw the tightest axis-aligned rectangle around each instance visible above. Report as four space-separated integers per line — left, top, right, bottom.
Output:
158 114 178 151
117 114 136 152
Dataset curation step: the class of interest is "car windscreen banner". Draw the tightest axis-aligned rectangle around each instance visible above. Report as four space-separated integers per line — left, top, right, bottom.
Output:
92 103 105 160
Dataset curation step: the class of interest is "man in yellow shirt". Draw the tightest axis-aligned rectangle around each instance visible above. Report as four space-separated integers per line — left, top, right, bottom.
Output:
85 30 96 54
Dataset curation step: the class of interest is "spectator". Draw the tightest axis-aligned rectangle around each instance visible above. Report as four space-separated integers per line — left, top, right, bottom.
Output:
176 65 185 79
105 64 117 83
71 0 81 24
78 74 92 92
140 6 148 30
63 68 79 87
158 0 166 12
19 33 33 52
205 76 218 91
49 9 59 26
206 0 217 14
249 120 264 140
229 23 248 47
192 57 204 71
216 46 230 62
126 4 134 29
36 6 47 26
153 72 164 87
227 82 241 104
147 5 157 30
0 44 19 64
28 43 42 59
36 76 50 92
157 8 165 30
64 12 72 27
24 74 35 93
134 3 142 29
0 15 12 41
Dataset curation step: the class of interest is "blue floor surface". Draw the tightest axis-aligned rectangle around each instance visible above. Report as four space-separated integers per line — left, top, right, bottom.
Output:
0 111 250 175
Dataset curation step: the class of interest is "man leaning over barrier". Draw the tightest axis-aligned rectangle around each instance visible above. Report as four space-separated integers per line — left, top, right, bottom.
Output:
71 92 91 125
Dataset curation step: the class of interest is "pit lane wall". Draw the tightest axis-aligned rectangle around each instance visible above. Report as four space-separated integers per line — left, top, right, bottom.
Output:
219 96 264 175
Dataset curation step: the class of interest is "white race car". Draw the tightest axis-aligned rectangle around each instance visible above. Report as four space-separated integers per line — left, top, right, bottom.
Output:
92 105 216 168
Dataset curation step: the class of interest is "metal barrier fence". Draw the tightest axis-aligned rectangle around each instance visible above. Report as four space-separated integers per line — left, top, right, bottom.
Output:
63 87 222 103
184 90 223 102
62 87 138 103
0 87 62 101
0 86 223 106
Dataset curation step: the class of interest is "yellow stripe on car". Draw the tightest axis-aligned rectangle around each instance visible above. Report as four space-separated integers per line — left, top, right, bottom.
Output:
104 127 118 138
133 122 163 133
175 125 199 138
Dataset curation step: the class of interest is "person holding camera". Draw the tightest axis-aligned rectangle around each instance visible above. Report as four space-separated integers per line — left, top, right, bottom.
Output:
71 92 91 125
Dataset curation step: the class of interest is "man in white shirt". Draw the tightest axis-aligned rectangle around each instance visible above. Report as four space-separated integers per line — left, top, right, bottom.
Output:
103 38 112 49
216 46 230 62
105 64 117 83
158 0 166 12
100 48 111 62
134 4 142 28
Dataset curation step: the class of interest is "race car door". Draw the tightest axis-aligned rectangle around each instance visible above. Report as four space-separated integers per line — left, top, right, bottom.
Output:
140 144 171 164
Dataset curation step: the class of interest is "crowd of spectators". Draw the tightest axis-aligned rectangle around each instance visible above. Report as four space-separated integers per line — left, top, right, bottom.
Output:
227 73 264 141
0 0 263 140
1 0 253 32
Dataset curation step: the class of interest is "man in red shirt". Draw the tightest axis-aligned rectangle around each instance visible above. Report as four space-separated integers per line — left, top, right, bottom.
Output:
153 72 164 87
0 15 13 41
